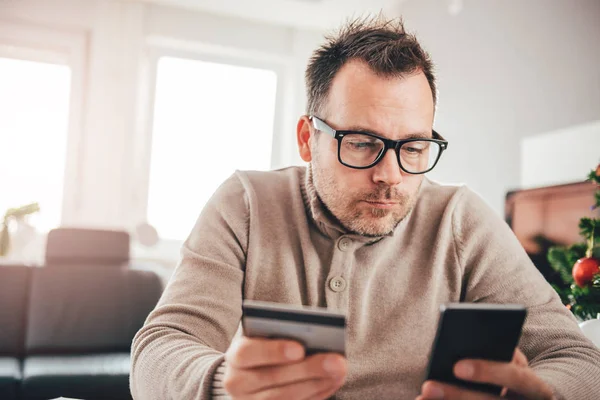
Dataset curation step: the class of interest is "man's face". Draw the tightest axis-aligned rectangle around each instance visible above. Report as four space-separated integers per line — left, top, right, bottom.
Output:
300 60 435 237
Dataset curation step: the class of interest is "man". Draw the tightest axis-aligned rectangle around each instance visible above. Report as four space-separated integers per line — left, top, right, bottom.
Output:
131 17 600 400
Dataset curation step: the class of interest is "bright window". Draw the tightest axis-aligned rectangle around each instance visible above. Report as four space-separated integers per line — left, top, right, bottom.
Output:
147 57 278 240
0 57 71 231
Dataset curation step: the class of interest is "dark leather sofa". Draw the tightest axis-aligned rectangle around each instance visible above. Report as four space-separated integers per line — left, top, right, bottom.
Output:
0 228 163 400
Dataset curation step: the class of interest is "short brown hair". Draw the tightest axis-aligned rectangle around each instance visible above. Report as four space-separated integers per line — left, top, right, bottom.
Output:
305 16 436 116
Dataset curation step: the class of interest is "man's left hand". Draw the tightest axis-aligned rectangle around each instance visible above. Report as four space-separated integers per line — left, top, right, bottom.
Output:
417 349 555 400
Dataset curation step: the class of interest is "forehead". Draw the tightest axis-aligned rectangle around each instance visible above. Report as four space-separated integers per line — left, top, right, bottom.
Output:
324 60 434 139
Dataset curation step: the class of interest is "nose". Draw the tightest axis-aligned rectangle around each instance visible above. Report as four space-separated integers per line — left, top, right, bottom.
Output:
372 148 403 186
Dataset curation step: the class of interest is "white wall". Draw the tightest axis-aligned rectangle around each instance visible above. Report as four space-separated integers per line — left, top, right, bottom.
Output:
398 0 600 213
521 120 600 188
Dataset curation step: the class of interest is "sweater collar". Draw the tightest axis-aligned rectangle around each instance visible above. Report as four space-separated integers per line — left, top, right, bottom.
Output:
300 165 416 244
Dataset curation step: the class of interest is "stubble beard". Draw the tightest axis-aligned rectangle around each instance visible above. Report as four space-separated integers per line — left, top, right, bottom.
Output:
310 161 419 237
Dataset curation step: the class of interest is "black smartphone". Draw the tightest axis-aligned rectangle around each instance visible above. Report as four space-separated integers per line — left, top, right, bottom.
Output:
425 303 527 395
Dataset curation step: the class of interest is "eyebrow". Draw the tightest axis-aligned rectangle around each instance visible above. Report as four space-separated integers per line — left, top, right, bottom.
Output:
344 125 433 140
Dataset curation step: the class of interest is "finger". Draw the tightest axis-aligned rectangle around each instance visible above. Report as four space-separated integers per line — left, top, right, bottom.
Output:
299 377 346 400
420 380 499 400
501 350 527 396
226 337 305 368
236 376 343 400
512 348 529 367
453 360 554 400
224 353 347 396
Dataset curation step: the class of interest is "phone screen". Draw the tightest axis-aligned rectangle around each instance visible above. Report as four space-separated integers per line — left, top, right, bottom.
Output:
425 303 527 395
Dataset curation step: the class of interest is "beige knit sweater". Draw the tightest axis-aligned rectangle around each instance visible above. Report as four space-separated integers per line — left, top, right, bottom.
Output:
130 166 600 400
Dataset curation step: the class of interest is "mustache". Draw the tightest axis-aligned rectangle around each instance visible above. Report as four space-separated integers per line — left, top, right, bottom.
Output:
361 186 407 202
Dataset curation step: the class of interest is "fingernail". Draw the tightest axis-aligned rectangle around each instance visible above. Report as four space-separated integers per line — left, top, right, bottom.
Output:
285 344 303 360
455 361 474 379
426 384 444 399
323 355 341 375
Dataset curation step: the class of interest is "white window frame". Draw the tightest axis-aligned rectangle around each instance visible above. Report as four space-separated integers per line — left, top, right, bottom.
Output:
0 20 88 226
129 35 293 229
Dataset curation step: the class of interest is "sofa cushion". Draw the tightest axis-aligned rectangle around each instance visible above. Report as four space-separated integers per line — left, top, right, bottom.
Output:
0 264 31 356
0 357 21 400
26 266 162 354
21 353 132 400
45 228 130 266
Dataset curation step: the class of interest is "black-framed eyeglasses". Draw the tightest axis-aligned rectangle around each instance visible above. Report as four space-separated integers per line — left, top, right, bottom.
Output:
309 115 448 174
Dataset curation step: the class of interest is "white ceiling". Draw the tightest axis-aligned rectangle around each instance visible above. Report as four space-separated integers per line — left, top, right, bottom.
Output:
134 0 407 31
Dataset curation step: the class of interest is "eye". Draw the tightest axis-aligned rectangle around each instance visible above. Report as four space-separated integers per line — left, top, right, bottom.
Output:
404 146 423 154
347 141 378 150
402 141 430 155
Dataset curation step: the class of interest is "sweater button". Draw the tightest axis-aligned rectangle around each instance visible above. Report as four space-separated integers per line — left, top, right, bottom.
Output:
329 276 347 292
337 237 352 251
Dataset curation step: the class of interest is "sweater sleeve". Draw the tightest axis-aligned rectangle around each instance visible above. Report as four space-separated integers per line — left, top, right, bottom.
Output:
452 187 600 400
130 173 248 399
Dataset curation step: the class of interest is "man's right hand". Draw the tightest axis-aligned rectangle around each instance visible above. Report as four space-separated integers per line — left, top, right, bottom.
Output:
223 336 348 400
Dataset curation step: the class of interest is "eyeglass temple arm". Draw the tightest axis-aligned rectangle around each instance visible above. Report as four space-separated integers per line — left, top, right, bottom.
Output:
310 116 336 138
433 130 448 149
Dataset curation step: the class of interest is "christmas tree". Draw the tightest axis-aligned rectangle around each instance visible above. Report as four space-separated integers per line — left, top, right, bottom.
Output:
547 164 600 321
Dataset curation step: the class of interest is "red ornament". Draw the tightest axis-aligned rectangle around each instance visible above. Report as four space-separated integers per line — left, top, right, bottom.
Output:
572 257 600 287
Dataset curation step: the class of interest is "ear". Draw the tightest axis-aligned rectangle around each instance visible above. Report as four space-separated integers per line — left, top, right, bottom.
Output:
297 115 314 162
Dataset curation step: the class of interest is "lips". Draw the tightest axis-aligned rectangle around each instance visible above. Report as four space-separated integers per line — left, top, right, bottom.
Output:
363 200 400 209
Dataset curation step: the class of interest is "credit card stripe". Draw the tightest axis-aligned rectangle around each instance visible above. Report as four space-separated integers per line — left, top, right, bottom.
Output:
243 307 346 327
